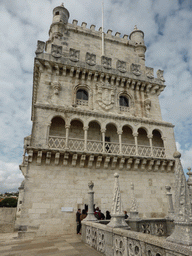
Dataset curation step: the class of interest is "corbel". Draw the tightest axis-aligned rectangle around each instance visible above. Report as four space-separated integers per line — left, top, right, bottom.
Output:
63 153 69 166
80 155 86 167
55 65 60 76
28 150 33 163
82 70 86 80
88 155 94 168
133 159 140 170
131 80 136 90
96 156 102 168
154 160 161 171
120 78 126 87
88 71 92 81
136 81 141 91
111 75 115 85
44 62 52 74
63 66 67 76
126 79 131 89
76 68 80 79
72 154 78 166
100 73 105 82
105 74 110 83
167 160 174 172
141 159 147 171
146 84 152 93
141 83 145 91
160 160 167 172
104 156 110 169
126 158 133 169
70 67 75 77
119 158 125 169
94 72 98 82
148 160 154 171
37 151 42 165
111 157 117 169
116 77 120 86
55 152 60 165
46 152 51 164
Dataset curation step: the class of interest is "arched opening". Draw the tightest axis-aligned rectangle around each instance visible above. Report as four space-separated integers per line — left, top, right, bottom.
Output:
48 117 66 149
122 125 135 155
105 123 119 154
49 117 66 136
69 120 84 139
119 95 129 107
76 88 88 106
88 121 101 141
55 11 59 15
87 121 102 153
138 128 149 146
152 130 164 147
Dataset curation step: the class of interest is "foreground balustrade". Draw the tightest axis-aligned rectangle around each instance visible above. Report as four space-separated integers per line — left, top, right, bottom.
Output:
48 136 166 158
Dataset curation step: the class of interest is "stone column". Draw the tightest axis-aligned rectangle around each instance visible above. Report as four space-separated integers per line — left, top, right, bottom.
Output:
133 132 138 155
84 181 97 221
148 135 153 157
187 167 192 218
118 131 122 154
65 125 70 149
84 126 88 151
165 185 174 219
101 129 106 153
107 173 130 229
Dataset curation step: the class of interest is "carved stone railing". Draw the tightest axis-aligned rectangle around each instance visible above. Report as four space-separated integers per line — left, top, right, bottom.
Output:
48 136 166 159
138 145 151 156
48 136 66 149
153 146 166 158
68 138 84 151
76 99 88 106
122 143 136 156
82 221 191 256
119 106 130 112
87 140 103 153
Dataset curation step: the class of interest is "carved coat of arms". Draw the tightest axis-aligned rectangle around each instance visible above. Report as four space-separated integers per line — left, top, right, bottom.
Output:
96 83 115 110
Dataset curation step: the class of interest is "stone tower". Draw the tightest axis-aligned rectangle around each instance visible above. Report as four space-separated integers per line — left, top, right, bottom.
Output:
18 4 177 237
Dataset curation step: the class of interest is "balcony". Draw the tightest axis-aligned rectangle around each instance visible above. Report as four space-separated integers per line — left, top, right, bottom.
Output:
48 136 166 158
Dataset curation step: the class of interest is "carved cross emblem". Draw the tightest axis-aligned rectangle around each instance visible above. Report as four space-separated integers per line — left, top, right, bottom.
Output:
86 52 96 66
131 63 141 76
116 60 126 73
101 56 112 69
69 48 80 62
51 44 62 58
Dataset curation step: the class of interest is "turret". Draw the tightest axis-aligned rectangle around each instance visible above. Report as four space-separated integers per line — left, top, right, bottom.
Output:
129 25 146 60
48 3 70 42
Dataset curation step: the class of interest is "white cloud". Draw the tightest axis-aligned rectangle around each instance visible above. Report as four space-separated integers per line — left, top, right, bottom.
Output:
0 0 192 192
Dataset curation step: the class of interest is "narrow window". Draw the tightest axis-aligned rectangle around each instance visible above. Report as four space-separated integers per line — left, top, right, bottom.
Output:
55 11 59 15
76 89 88 106
119 96 129 107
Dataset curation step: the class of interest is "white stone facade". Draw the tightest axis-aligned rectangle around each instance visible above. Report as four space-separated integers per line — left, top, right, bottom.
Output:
18 4 177 237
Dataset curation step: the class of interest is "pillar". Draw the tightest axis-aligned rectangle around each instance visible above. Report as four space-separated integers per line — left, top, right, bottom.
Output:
84 181 97 221
65 125 70 149
101 129 106 153
165 185 174 219
148 134 153 157
84 126 88 151
118 131 122 154
133 132 138 155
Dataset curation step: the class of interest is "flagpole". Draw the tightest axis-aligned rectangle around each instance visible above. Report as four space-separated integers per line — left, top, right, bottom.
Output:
102 0 105 56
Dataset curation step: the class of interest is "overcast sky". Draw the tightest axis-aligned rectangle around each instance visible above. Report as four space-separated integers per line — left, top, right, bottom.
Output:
0 0 192 193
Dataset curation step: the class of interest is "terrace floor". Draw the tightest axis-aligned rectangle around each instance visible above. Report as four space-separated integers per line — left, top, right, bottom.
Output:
0 232 103 256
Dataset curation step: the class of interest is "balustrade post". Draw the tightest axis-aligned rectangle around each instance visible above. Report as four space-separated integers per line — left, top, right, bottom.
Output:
133 132 138 155
65 125 70 149
118 131 122 154
101 129 106 153
85 181 97 221
84 126 88 151
148 135 153 157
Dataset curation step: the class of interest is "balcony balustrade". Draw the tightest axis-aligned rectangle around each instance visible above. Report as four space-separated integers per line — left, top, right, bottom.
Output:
48 136 166 158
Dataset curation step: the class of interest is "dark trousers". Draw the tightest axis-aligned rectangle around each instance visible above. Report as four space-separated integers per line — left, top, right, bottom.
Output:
77 221 81 234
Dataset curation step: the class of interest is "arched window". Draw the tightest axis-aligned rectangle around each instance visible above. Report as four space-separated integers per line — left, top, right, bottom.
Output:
76 89 88 106
119 95 129 112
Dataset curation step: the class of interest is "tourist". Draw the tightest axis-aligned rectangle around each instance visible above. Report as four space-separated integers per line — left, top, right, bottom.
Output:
106 210 111 220
124 211 128 219
94 207 101 220
76 209 81 234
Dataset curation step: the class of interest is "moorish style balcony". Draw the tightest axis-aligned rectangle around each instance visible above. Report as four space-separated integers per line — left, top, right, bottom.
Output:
48 136 166 158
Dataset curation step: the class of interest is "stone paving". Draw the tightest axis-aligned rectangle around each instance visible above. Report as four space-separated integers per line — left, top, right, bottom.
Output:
0 232 103 256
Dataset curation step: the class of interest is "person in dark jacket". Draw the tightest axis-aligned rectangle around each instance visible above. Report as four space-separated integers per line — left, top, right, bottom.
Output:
76 209 81 234
106 210 111 220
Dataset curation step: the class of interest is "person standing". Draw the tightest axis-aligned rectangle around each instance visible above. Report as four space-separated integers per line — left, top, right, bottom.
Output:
76 209 81 234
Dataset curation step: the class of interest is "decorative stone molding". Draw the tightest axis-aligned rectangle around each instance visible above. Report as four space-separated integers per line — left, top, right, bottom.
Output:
46 152 51 164
146 67 154 79
101 56 112 69
69 48 80 62
80 154 86 167
72 154 78 166
55 152 60 165
131 63 141 76
37 151 42 165
63 153 69 165
116 60 126 73
51 81 61 95
130 183 139 219
165 185 174 219
51 44 62 58
88 155 94 168
157 69 165 82
144 98 151 117
96 83 115 110
35 40 45 54
128 239 142 256
104 156 110 169
86 52 96 66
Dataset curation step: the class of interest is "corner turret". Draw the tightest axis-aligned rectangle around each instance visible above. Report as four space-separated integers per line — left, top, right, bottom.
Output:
129 25 146 60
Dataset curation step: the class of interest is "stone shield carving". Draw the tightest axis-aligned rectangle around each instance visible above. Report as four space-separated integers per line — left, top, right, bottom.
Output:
131 63 141 76
69 48 80 62
116 60 126 73
51 44 62 58
146 67 154 79
101 56 112 69
86 52 96 66
35 40 45 54
96 83 115 110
